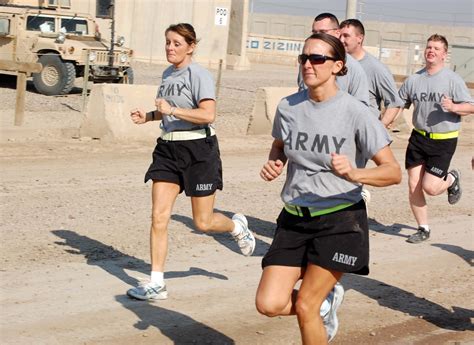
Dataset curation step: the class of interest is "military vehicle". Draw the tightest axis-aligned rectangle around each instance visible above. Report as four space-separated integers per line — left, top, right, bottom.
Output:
0 0 133 95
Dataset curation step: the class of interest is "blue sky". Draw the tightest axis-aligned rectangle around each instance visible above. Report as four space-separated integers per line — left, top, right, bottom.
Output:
250 0 474 26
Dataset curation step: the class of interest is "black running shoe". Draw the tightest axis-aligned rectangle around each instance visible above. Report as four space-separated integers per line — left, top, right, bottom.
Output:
406 227 430 244
447 169 462 205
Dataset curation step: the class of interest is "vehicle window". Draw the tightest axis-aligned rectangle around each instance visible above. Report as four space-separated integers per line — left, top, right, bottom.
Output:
27 16 56 33
60 18 88 35
0 18 9 35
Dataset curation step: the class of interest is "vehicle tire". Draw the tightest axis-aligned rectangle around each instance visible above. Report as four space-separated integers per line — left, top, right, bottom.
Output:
120 67 134 84
33 54 76 95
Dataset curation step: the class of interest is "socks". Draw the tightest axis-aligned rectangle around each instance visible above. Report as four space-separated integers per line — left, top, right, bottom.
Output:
151 271 164 285
230 219 243 237
419 224 430 232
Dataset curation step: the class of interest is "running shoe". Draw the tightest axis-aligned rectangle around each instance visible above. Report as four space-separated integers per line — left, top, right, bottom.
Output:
447 169 462 205
323 282 345 342
232 214 256 256
361 188 371 217
127 280 168 301
406 227 430 244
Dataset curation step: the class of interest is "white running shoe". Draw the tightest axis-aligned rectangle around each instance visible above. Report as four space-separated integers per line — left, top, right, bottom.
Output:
232 214 256 256
127 280 168 301
323 282 345 342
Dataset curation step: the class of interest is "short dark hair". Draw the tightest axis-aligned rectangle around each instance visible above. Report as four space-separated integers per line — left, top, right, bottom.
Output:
314 13 339 26
165 23 198 46
427 34 448 51
339 19 365 36
305 33 347 76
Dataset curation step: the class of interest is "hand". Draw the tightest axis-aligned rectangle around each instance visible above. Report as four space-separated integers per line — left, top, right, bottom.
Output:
260 159 284 181
130 108 146 124
331 153 356 182
155 98 172 115
441 95 455 112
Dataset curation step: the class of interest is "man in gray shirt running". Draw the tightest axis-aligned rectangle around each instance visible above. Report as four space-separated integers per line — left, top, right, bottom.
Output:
339 19 404 126
398 34 473 244
298 13 370 107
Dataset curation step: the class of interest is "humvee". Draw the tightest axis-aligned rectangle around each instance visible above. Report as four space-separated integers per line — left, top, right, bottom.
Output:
0 2 133 95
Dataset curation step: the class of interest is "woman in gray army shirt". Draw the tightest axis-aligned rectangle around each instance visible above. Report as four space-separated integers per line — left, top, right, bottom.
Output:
127 23 256 301
256 33 401 344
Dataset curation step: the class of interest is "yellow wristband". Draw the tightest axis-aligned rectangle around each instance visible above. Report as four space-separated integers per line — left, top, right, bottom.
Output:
170 107 176 116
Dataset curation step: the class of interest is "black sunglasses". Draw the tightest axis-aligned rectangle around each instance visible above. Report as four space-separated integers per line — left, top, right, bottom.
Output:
298 54 337 65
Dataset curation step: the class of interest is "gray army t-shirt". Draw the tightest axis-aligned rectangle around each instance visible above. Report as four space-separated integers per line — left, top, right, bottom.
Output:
359 52 404 118
399 67 473 133
272 90 391 210
297 53 370 106
157 62 215 132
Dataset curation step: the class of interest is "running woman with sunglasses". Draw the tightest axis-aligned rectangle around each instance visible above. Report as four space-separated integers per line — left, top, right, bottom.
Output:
297 13 370 107
295 12 370 341
127 23 256 301
399 34 473 244
256 33 401 344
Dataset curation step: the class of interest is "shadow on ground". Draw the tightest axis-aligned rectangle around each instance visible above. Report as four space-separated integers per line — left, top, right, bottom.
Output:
0 74 82 94
52 229 228 287
171 209 275 257
343 274 474 331
116 295 235 344
368 218 417 238
431 243 474 267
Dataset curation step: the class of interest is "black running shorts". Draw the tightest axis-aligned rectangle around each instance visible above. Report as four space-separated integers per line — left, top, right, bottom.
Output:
262 200 369 275
144 136 223 197
405 130 457 178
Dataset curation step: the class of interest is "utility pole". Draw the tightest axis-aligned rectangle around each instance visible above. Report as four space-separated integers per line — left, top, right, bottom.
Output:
108 0 115 67
346 0 357 19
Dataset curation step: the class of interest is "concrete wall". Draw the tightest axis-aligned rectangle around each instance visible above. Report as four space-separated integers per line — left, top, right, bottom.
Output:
247 13 474 80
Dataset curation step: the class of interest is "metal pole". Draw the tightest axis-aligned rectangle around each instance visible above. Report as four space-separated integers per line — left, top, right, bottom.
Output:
346 0 357 19
215 59 223 100
108 0 115 67
82 51 90 113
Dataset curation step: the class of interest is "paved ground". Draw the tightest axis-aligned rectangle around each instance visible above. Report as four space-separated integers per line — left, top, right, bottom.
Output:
0 62 473 344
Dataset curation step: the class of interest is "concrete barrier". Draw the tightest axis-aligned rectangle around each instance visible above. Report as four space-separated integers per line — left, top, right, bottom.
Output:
247 87 297 135
80 84 161 141
247 86 415 136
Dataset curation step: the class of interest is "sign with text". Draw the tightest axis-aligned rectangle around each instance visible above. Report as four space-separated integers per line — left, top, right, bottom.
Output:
215 7 228 26
246 36 304 56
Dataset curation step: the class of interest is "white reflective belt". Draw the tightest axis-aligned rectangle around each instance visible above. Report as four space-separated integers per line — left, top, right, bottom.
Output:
160 127 215 141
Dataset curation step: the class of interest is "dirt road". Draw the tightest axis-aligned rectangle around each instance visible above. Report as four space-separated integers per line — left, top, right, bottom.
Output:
1 63 473 344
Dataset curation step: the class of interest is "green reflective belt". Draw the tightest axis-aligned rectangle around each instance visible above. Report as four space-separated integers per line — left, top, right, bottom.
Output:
284 202 354 217
414 128 459 140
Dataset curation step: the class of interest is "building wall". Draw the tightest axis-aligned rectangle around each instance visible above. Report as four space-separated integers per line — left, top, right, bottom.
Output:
2 0 232 68
247 13 474 80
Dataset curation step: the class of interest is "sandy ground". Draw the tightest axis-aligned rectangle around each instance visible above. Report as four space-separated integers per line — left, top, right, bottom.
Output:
0 62 473 345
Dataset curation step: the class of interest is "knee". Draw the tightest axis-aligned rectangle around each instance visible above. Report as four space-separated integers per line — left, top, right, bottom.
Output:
193 217 212 233
294 297 318 322
151 212 169 233
408 179 420 195
255 295 285 317
422 183 439 196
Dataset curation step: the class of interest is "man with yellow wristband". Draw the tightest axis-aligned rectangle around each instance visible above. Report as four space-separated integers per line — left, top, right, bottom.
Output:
399 34 474 244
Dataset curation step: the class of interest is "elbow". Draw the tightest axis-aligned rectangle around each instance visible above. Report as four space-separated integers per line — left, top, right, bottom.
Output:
392 165 403 185
202 111 216 124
